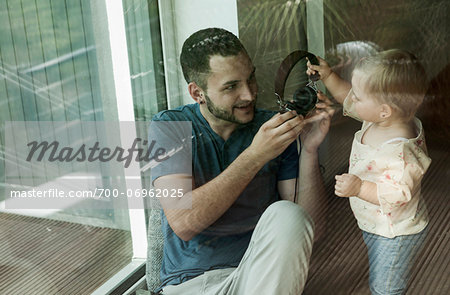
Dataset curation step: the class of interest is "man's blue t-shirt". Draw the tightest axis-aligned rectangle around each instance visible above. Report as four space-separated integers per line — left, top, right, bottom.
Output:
149 104 299 290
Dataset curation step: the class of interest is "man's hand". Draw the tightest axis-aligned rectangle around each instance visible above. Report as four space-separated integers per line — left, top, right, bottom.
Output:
300 92 335 154
335 173 362 197
314 91 335 110
247 110 305 163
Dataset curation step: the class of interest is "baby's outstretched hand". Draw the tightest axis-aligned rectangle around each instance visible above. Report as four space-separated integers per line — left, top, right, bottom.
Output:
335 173 362 197
306 56 332 82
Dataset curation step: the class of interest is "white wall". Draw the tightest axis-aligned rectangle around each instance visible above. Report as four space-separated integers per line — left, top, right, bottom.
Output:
159 0 239 108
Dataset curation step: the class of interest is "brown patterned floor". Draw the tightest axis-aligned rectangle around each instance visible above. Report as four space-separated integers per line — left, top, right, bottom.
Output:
0 213 132 295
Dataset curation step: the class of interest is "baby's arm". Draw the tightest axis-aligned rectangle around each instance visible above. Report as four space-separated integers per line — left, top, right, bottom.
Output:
335 173 379 205
307 57 351 105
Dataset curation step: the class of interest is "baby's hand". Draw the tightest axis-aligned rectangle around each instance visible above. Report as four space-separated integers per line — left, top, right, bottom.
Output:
306 56 333 82
335 173 362 197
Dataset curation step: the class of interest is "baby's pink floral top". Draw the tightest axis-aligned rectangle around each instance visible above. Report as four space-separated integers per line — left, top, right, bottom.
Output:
343 95 431 238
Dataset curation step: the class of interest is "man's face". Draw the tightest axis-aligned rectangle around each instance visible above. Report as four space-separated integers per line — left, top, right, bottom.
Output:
203 51 257 124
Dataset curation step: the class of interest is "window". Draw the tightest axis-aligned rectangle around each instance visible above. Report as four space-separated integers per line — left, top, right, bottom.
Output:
3 1 446 294
0 0 165 293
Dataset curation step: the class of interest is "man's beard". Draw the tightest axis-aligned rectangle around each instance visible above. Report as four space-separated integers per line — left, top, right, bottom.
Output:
204 94 256 124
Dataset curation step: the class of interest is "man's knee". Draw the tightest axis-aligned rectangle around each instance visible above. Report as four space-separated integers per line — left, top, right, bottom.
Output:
264 200 314 225
262 200 315 243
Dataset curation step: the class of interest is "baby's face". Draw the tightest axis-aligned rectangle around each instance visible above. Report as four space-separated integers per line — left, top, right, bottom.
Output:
350 72 384 122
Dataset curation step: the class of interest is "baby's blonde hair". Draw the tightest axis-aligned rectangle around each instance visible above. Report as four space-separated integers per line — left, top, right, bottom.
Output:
353 49 428 121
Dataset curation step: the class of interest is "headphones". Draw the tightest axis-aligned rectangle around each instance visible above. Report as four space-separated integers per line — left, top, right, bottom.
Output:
275 50 320 116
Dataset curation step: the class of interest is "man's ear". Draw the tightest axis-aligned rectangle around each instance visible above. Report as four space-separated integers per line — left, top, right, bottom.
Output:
188 82 205 104
379 103 392 119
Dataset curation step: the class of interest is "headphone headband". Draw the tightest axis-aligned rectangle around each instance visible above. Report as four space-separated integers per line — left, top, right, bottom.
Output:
274 50 319 100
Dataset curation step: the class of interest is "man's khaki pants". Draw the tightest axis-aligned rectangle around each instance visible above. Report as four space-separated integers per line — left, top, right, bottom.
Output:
162 200 315 295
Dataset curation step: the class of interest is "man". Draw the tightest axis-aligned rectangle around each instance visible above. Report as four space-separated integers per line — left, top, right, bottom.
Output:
148 28 332 294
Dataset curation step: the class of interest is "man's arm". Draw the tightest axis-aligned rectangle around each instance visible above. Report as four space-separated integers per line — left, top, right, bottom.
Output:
278 179 296 202
277 152 326 224
157 111 307 241
297 149 327 241
298 100 334 240
276 139 327 243
277 144 327 242
277 101 333 242
157 149 265 241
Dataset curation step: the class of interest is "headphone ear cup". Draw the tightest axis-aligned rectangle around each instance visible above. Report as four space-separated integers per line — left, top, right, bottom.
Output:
290 86 317 116
275 50 320 115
